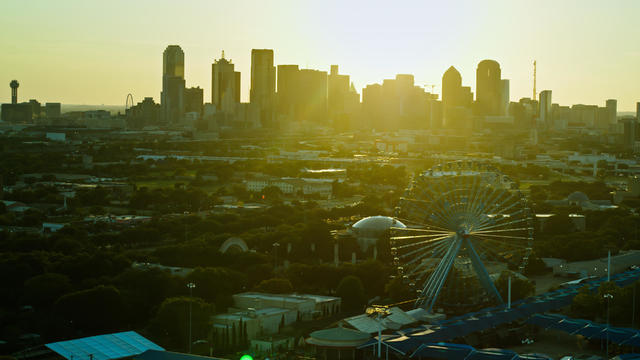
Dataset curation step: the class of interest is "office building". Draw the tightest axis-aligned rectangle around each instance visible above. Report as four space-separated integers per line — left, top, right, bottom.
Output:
606 99 617 125
476 60 502 116
362 83 384 130
45 102 61 118
500 79 510 115
126 97 161 128
328 65 350 128
212 52 240 113
623 117 636 150
161 45 185 124
250 49 276 127
184 87 203 114
277 64 301 123
539 90 552 129
442 66 462 110
442 66 472 128
298 69 328 124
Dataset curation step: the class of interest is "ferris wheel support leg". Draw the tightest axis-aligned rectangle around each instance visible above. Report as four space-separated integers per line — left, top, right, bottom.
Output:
465 238 504 305
421 239 462 312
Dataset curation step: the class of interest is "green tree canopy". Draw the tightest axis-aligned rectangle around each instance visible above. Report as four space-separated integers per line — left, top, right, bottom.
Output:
254 278 293 294
149 296 215 351
337 275 367 312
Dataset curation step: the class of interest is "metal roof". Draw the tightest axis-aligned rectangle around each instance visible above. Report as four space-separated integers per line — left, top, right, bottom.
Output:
45 331 163 360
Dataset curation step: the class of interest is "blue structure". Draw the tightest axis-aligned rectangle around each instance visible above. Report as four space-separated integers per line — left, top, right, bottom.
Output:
359 267 640 357
45 331 164 360
527 313 640 347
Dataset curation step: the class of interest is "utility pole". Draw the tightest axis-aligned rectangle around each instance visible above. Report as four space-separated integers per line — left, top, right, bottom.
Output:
604 293 613 358
508 276 512 309
187 282 196 353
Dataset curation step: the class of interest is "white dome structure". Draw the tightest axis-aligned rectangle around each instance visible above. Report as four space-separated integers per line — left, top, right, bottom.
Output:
219 237 248 254
350 216 405 252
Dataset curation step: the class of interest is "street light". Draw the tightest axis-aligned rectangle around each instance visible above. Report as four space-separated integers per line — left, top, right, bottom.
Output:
366 306 391 358
187 282 196 354
604 293 613 358
272 242 280 270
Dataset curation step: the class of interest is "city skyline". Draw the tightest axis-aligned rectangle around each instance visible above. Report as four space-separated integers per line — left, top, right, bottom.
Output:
1 0 640 110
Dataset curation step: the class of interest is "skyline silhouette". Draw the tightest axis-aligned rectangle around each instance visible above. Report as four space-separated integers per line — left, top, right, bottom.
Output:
1 0 639 109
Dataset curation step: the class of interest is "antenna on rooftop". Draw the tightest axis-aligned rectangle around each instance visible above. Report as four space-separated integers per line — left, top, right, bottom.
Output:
533 60 537 100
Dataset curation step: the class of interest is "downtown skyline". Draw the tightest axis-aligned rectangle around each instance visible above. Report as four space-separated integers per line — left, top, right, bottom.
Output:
1 0 640 110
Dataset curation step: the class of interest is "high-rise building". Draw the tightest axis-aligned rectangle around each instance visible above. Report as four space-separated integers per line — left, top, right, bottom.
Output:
476 60 502 116
297 69 328 124
442 66 472 129
276 64 300 122
212 52 240 112
362 84 384 130
539 90 552 128
328 65 351 128
623 118 636 150
250 49 276 127
161 45 185 124
126 97 161 128
500 79 510 116
184 87 203 114
606 99 617 125
442 66 462 110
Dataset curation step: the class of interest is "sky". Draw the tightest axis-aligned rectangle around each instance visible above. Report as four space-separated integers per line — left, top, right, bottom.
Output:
1 0 639 110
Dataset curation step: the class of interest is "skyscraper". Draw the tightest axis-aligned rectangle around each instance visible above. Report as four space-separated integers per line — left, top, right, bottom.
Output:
212 52 240 113
297 69 328 124
250 49 276 127
442 66 472 129
161 45 185 124
606 99 617 125
184 87 203 114
500 79 510 116
476 60 502 116
442 66 462 110
539 90 552 129
276 64 300 122
328 65 351 128
362 84 384 130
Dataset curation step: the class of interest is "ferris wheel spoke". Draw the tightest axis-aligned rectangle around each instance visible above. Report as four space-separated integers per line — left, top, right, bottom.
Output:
475 216 529 232
395 235 452 250
470 227 532 235
391 227 452 235
391 233 453 241
468 233 528 240
471 234 527 250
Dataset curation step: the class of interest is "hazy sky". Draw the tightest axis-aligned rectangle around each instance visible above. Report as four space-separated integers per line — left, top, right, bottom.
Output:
1 0 639 110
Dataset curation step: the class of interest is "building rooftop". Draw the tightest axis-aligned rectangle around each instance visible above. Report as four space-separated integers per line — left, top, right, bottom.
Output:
45 331 163 360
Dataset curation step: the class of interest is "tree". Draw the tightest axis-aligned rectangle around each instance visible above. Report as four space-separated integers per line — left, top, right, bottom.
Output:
113 268 181 327
23 273 71 309
336 275 367 312
494 271 534 302
185 267 247 310
254 278 293 294
54 285 127 334
150 296 215 351
384 277 414 303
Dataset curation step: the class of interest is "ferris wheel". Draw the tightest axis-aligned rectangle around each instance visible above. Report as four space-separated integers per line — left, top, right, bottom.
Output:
392 160 533 311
